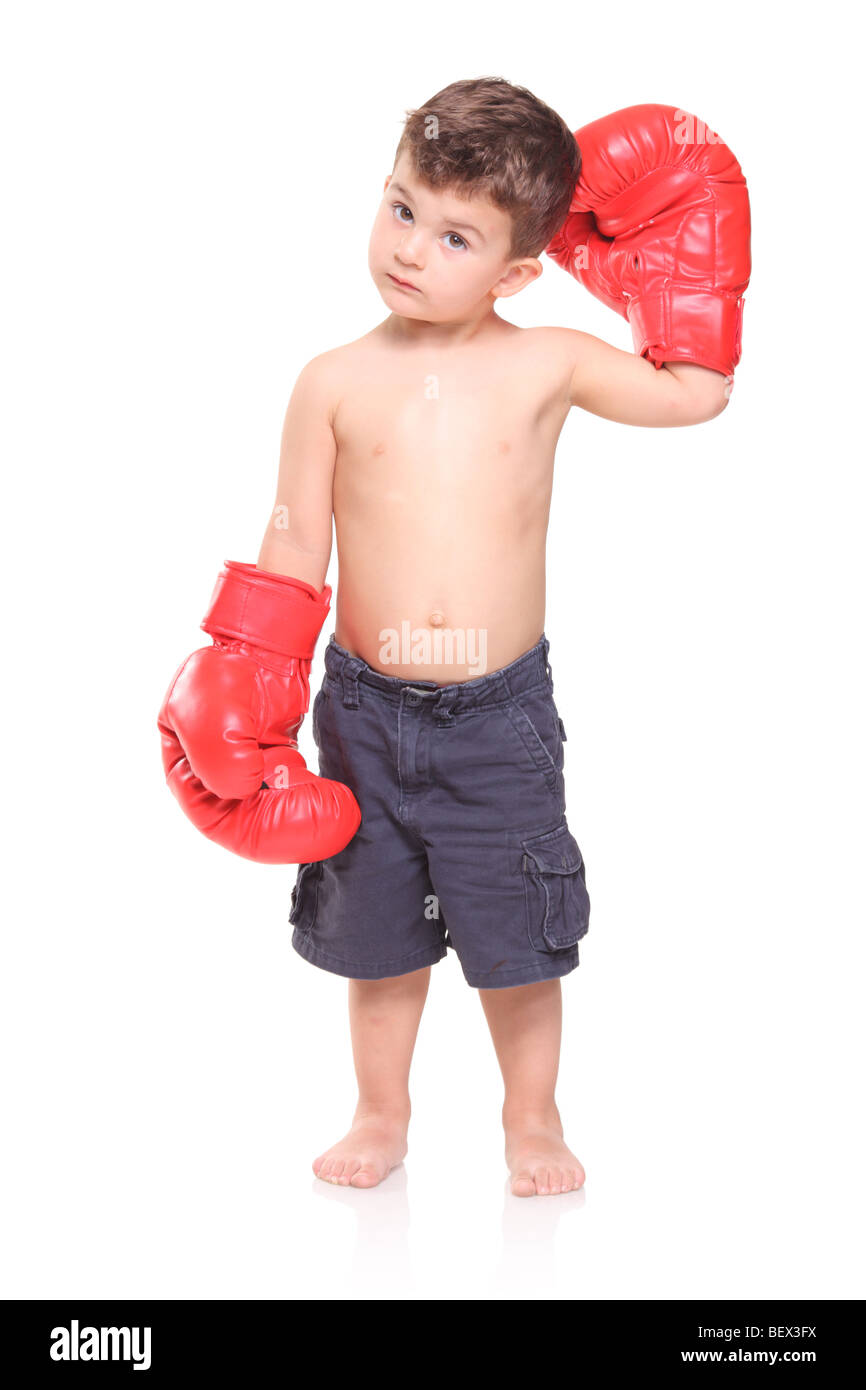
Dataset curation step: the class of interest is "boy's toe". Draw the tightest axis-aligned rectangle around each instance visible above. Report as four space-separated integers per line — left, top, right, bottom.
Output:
350 1165 381 1188
511 1170 537 1197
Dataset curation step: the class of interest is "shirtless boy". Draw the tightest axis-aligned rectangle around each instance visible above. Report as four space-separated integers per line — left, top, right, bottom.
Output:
159 78 749 1197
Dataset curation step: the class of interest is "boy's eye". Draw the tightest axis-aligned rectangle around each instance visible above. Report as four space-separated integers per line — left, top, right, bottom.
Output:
392 202 413 223
444 232 467 250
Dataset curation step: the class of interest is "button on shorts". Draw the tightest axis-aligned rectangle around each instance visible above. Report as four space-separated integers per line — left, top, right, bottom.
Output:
289 633 590 989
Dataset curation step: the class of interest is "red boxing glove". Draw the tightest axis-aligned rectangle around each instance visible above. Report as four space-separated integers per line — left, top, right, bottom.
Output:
546 104 751 377
158 561 361 864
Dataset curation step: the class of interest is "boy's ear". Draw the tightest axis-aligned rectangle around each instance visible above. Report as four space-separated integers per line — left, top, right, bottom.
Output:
383 174 392 193
493 258 543 300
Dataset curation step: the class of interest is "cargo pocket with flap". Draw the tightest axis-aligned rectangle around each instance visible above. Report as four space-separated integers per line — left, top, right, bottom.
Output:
521 821 590 952
289 860 323 934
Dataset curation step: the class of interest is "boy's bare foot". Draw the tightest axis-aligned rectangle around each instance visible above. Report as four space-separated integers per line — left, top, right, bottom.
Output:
312 1108 409 1189
503 1111 586 1197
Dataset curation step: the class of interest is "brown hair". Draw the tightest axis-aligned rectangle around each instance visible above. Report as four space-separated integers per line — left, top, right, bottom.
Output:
393 76 580 260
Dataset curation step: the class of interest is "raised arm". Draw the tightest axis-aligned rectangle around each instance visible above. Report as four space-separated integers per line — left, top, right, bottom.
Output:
566 328 731 427
547 103 750 416
258 353 339 589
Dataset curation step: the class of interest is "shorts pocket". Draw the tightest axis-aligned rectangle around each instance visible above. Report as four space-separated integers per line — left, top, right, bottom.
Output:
289 860 323 933
521 821 590 952
503 690 563 793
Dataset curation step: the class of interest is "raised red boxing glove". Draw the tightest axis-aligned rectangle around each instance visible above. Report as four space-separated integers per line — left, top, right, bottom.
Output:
158 561 361 864
546 104 751 378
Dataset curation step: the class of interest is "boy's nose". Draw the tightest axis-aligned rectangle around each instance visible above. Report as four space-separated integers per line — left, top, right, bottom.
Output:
396 232 424 266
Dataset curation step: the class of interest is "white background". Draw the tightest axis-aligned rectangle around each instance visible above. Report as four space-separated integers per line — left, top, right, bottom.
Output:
2 0 863 1301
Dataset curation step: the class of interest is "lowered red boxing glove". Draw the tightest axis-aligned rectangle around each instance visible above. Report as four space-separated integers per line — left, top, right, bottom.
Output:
158 561 361 864
546 104 751 378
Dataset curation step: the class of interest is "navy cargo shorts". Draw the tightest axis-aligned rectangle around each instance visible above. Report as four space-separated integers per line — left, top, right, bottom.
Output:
289 633 590 989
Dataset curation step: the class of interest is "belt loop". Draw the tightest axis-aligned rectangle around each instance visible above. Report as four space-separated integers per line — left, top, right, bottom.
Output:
496 665 513 701
340 657 365 709
433 689 457 727
541 634 553 685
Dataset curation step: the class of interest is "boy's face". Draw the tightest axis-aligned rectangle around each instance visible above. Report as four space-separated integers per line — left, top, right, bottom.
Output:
368 154 541 322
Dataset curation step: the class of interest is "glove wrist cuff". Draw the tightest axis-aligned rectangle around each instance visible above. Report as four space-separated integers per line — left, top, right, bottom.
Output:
629 287 745 377
201 561 331 659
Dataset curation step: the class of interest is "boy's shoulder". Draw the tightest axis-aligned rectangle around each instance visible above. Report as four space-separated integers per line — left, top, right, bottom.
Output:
298 335 364 373
513 324 611 384
487 323 594 374
295 330 378 387
287 337 369 418
502 325 596 387
519 324 592 352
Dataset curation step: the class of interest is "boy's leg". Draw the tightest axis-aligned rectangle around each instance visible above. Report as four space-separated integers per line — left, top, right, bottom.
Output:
313 964 431 1188
479 979 586 1197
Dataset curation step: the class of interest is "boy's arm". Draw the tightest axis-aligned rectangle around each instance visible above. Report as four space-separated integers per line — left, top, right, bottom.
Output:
157 348 361 866
258 354 338 588
547 104 750 417
566 328 731 427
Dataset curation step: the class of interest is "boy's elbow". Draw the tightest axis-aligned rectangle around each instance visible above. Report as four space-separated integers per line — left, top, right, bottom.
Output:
690 393 730 425
691 369 734 423
663 363 733 425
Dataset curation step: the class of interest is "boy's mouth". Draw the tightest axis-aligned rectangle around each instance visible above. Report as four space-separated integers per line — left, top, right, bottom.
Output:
387 272 420 292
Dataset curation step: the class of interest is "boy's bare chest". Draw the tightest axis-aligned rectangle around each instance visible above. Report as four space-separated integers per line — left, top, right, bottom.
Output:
332 363 567 510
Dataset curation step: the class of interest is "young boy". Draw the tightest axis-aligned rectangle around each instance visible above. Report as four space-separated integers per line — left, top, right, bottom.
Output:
159 78 746 1196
